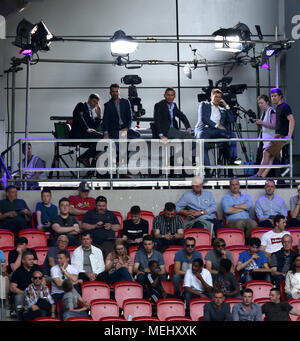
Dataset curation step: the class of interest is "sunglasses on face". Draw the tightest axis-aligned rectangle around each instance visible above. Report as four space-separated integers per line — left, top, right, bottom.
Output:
33 276 43 280
186 244 195 248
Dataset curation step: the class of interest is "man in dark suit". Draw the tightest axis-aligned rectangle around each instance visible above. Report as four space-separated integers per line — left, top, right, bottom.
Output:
103 84 136 140
153 88 194 142
70 93 103 167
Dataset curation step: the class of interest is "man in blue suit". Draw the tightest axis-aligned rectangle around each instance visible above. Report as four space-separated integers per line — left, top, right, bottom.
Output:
194 88 237 175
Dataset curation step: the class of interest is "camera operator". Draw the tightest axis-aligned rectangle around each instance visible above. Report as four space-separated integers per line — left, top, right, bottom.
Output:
255 95 276 165
194 88 237 176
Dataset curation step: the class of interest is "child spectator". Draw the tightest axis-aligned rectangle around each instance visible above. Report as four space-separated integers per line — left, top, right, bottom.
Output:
35 189 58 231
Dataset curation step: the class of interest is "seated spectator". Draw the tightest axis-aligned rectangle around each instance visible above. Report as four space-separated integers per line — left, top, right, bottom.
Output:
23 271 55 321
122 205 148 247
255 180 287 228
105 239 133 284
10 251 42 320
50 249 80 303
35 188 58 231
182 258 213 313
71 231 107 283
270 234 296 289
42 235 69 279
153 202 184 252
172 237 203 297
62 278 90 321
81 195 121 258
260 214 291 258
19 142 46 190
0 185 31 236
285 254 300 300
176 176 223 237
8 237 38 274
134 235 166 297
232 288 262 321
69 181 96 222
51 197 81 247
237 237 271 283
289 184 300 227
221 178 257 240
145 260 173 304
205 238 234 280
203 290 232 321
213 259 240 298
0 249 9 308
262 288 300 321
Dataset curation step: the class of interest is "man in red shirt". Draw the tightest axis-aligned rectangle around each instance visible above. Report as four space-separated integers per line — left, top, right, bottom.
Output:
69 182 95 221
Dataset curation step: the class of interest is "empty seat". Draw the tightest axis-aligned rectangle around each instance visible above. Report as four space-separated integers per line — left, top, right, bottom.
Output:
127 210 155 236
82 281 110 304
161 280 175 295
225 298 243 312
99 317 125 321
165 316 192 321
163 246 183 274
245 280 274 300
156 298 185 321
216 228 245 247
112 211 123 238
67 246 77 260
0 229 14 248
90 299 119 321
286 228 300 247
34 317 61 321
253 297 270 306
195 245 213 263
250 227 272 240
184 228 211 247
123 298 152 319
227 245 249 267
128 245 139 262
18 229 47 248
288 299 300 321
133 316 159 321
114 281 143 308
189 298 212 321
33 246 50 267
66 316 93 321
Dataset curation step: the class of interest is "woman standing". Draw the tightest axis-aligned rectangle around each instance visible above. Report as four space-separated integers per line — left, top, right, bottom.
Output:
105 240 133 284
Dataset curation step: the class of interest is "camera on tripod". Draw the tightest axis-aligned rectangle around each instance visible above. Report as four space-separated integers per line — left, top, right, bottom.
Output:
121 75 146 120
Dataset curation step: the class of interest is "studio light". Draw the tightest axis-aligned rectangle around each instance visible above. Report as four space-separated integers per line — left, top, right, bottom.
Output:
261 41 291 70
13 18 53 53
213 23 253 53
110 30 138 56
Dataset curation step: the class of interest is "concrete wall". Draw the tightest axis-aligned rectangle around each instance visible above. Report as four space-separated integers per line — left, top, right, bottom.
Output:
0 0 285 171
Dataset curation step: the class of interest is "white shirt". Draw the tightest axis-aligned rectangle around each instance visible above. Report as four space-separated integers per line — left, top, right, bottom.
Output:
50 264 79 295
183 268 212 292
261 230 291 254
211 103 221 127
71 245 105 276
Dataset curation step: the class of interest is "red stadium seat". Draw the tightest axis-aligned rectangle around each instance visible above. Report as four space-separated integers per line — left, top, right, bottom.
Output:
288 299 300 321
163 246 183 274
31 212 37 228
112 211 123 238
216 228 245 247
225 298 243 312
128 245 139 262
133 316 159 321
34 317 61 321
253 297 270 306
66 316 93 321
161 280 175 296
0 229 14 248
123 298 152 320
127 210 155 236
250 227 272 240
189 298 212 321
227 245 249 267
156 298 185 321
286 228 300 247
195 245 213 263
165 316 191 321
33 246 49 267
90 299 119 321
99 317 125 321
245 280 274 300
184 228 212 247
82 281 110 304
66 246 77 260
18 229 47 248
280 280 287 301
114 281 143 308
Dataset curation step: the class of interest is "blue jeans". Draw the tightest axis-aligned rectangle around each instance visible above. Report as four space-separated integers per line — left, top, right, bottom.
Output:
108 267 133 285
183 290 212 310
241 271 271 284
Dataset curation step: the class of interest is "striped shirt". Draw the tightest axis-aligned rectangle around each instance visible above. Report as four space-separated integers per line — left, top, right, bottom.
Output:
153 214 183 235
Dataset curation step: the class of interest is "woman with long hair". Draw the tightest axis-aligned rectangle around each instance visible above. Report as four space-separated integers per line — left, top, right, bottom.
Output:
105 240 133 284
285 254 300 300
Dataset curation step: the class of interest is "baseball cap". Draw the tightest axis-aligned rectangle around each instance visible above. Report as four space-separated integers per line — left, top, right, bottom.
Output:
191 176 204 186
96 195 107 203
78 181 90 192
16 237 28 245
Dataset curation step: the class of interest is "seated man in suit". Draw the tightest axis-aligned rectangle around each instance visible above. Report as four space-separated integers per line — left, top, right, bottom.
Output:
153 88 194 142
70 93 103 168
194 88 237 176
